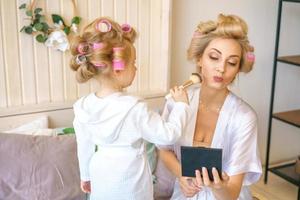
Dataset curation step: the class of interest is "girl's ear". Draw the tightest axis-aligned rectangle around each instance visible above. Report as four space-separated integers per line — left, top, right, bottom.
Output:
113 70 122 76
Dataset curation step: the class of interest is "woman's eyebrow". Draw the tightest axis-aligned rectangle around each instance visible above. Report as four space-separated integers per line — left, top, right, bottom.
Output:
210 48 240 58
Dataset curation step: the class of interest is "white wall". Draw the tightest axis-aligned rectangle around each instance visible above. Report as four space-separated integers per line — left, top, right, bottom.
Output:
0 0 171 115
171 0 300 164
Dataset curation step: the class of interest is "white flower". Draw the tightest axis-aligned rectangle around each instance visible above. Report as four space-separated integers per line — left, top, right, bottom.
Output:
71 23 78 33
45 30 69 52
54 20 64 29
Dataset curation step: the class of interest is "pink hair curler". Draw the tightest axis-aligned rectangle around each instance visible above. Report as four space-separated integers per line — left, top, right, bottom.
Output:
92 42 105 50
77 43 89 54
112 47 125 70
246 52 255 62
121 24 132 33
95 19 112 32
112 60 125 70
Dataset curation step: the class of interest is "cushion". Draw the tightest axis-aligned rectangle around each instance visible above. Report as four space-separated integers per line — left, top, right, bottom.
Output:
0 133 85 200
153 157 176 200
2 116 55 136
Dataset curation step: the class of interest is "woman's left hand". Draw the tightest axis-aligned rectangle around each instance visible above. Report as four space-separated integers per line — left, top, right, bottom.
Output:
195 167 230 190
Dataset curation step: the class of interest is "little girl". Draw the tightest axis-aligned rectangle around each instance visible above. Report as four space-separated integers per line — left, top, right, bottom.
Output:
70 17 189 200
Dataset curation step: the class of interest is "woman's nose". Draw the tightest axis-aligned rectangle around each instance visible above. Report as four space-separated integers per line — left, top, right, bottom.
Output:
216 62 225 73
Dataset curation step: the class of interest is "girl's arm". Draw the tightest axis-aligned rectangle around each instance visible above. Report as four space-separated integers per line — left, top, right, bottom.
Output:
73 119 95 182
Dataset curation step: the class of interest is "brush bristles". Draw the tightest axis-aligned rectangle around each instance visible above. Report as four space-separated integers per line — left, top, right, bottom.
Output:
190 73 201 84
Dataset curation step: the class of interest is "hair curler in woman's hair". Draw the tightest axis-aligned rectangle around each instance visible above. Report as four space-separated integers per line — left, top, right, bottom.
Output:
165 73 201 99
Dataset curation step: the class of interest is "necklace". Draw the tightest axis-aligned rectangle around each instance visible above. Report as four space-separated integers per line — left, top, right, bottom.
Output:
198 90 229 113
198 100 222 113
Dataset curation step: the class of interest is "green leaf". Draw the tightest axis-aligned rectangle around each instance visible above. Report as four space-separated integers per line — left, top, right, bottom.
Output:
34 8 42 14
63 26 70 35
19 3 26 9
36 34 47 43
24 26 33 34
39 15 46 23
35 13 41 20
52 14 65 26
41 22 49 32
71 16 81 25
62 127 75 134
26 10 32 17
34 23 43 31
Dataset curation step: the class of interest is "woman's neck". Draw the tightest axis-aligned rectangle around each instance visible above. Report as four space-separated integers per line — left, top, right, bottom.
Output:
200 85 229 108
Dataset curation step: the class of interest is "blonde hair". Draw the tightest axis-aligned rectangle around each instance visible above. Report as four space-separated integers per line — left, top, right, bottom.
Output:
187 14 254 73
70 17 137 83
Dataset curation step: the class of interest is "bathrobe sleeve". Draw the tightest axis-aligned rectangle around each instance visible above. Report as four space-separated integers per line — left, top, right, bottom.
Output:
155 99 179 150
224 109 262 186
73 118 95 181
137 100 189 145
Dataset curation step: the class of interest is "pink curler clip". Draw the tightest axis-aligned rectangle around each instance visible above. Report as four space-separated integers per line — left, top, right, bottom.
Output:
246 52 255 62
112 60 125 70
92 42 105 50
121 24 132 33
95 19 112 32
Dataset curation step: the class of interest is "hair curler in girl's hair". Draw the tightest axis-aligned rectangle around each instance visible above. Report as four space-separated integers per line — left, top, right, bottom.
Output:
165 73 201 99
77 42 105 55
112 47 125 70
121 24 132 33
95 19 112 32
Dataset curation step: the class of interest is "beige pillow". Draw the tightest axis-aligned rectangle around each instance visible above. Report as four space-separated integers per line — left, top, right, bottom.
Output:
0 133 85 200
2 116 56 136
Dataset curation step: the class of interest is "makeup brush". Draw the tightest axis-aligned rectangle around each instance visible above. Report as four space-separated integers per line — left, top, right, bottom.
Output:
165 73 201 99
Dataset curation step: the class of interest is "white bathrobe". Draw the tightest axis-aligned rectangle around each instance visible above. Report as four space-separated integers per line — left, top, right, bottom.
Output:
73 92 189 200
159 85 262 200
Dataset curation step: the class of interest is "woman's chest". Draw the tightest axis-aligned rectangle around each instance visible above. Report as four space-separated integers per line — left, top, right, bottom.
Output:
193 111 219 146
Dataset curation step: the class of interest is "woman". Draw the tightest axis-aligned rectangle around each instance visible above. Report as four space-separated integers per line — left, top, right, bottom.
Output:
158 14 262 200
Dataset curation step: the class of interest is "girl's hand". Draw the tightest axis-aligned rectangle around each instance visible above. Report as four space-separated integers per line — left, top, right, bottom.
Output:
195 167 230 190
170 86 189 104
179 176 202 197
80 180 91 193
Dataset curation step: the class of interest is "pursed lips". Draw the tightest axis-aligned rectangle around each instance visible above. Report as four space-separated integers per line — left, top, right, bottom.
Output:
213 76 223 82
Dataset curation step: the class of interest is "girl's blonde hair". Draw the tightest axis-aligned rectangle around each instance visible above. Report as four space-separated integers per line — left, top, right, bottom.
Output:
187 14 255 73
70 17 137 83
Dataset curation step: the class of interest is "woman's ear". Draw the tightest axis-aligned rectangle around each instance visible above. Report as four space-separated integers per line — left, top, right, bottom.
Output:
197 57 202 67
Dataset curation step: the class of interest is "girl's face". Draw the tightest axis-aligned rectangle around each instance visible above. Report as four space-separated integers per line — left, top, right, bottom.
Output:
198 38 242 90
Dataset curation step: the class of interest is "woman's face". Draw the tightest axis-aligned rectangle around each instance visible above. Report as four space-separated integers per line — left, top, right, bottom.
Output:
198 38 242 90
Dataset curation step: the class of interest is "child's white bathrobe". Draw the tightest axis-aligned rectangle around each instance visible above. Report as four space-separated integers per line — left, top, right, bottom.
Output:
73 92 189 200
159 85 262 200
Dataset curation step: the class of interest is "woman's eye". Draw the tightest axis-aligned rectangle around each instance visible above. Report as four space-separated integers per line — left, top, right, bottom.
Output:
209 55 218 60
228 62 237 66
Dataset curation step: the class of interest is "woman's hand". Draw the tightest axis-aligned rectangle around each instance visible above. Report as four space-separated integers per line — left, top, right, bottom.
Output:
195 167 230 190
80 180 91 193
179 176 202 197
170 86 189 104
